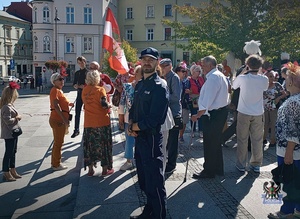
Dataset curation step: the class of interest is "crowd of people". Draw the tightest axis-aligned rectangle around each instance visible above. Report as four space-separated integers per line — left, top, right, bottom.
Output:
1 42 299 218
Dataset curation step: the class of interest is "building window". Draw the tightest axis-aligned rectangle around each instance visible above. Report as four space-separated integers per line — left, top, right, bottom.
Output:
15 45 19 56
7 45 12 56
83 37 92 53
34 36 38 52
66 7 74 24
23 29 26 40
126 29 133 41
147 28 154 41
126 8 133 19
20 45 24 56
23 45 27 56
66 37 74 53
34 8 37 23
183 52 190 65
146 5 154 18
84 7 92 24
43 6 50 23
30 45 33 55
6 27 11 40
43 35 51 52
165 4 172 17
165 28 171 40
16 29 20 39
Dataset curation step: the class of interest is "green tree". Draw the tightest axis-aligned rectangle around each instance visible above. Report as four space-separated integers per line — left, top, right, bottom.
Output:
163 0 300 64
102 40 138 78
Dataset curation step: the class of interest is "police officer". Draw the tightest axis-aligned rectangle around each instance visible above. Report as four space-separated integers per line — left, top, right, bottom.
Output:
128 47 168 219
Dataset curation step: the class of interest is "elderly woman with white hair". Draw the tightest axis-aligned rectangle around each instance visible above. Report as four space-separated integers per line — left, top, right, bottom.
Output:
82 70 113 177
49 73 74 171
189 64 205 137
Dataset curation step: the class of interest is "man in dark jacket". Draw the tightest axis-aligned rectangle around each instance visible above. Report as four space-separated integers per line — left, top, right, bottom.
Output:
71 56 87 138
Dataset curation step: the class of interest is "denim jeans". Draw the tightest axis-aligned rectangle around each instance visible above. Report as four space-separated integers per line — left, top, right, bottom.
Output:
124 123 135 160
2 138 18 172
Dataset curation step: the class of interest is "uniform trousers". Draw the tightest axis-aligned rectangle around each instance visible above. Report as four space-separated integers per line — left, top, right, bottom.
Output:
135 131 166 219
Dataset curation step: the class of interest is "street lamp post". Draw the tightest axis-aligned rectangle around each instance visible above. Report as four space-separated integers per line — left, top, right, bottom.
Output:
54 7 60 61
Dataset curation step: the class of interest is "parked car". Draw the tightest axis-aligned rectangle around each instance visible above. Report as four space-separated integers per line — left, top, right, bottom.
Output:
2 76 21 83
25 74 33 79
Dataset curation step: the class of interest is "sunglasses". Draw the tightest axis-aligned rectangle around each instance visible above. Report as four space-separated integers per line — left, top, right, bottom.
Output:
56 78 64 81
180 70 187 73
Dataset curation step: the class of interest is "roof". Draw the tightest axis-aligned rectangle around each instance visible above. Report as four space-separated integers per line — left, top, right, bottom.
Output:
0 10 30 23
6 2 33 22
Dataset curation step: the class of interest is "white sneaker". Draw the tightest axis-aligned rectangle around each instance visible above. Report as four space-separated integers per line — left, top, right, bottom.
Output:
52 164 68 171
120 162 133 171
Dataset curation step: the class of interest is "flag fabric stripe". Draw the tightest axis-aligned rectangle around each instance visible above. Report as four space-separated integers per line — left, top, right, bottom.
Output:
102 8 128 74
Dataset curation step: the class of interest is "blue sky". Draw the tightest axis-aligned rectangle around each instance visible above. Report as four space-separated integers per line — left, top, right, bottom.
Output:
1 0 16 9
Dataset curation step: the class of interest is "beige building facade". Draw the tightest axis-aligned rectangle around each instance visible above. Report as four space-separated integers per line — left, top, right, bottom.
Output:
0 10 33 78
31 0 117 83
117 0 205 66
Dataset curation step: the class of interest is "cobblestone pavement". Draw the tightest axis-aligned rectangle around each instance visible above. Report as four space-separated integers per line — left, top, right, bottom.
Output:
0 88 282 219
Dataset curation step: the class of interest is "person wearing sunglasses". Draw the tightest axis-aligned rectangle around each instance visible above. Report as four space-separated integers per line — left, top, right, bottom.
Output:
49 73 74 171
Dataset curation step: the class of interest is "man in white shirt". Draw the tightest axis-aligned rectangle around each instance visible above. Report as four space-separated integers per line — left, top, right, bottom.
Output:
232 54 268 173
192 55 229 178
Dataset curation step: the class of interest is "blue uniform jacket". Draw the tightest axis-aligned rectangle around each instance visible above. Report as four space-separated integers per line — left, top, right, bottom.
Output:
129 73 169 132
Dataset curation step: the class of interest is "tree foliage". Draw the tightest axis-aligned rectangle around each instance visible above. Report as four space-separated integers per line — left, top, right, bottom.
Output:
162 0 300 65
102 40 138 78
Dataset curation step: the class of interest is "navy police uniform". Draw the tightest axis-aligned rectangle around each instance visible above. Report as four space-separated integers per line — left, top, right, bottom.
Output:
129 72 169 219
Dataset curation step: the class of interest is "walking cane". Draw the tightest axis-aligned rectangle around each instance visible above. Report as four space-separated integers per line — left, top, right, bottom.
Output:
183 121 195 183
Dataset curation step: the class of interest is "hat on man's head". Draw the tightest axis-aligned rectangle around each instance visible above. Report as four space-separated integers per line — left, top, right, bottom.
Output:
160 58 172 65
139 47 159 60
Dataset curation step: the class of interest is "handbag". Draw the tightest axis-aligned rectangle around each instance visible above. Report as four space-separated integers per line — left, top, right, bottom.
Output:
112 89 121 107
192 98 198 108
68 113 73 121
271 163 300 203
12 127 23 138
173 116 183 130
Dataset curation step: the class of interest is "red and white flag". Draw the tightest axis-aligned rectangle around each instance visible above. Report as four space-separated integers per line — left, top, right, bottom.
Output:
102 8 129 74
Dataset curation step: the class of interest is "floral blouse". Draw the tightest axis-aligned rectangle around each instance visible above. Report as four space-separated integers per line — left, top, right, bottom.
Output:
118 82 134 123
263 82 284 111
276 93 300 160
